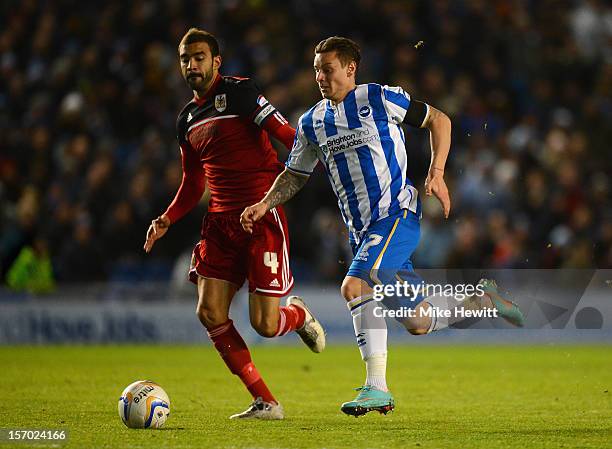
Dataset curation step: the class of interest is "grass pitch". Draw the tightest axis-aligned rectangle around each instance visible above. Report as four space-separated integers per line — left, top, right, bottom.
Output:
1 345 611 449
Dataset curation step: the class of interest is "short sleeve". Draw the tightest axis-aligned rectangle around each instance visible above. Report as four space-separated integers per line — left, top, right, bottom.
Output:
285 120 318 176
382 85 412 124
231 78 281 127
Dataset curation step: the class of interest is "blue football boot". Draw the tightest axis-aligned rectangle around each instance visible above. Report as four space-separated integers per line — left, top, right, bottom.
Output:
340 386 394 417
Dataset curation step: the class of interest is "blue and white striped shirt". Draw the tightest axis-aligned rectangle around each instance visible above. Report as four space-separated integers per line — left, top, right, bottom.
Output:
286 83 421 243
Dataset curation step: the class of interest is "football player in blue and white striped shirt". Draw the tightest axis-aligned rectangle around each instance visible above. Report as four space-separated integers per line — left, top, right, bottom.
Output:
241 36 524 417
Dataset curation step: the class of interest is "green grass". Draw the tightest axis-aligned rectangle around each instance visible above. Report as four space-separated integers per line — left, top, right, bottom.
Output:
1 345 611 448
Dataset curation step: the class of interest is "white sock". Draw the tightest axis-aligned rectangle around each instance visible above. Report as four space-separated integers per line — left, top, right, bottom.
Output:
424 293 484 333
365 353 388 391
347 295 388 391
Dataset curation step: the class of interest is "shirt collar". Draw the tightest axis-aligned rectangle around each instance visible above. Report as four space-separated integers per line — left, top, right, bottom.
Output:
193 73 222 105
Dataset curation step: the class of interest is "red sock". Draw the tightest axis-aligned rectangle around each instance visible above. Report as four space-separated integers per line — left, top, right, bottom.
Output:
274 305 306 336
207 320 276 404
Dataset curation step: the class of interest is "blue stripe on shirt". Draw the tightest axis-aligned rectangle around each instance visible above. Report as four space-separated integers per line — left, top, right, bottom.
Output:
333 152 363 231
397 124 405 144
320 157 351 227
355 146 382 224
324 102 338 137
383 88 410 110
368 83 402 216
343 90 362 130
301 106 318 145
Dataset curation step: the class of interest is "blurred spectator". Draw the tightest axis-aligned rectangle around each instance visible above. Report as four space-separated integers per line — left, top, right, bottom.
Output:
55 213 107 282
6 237 55 294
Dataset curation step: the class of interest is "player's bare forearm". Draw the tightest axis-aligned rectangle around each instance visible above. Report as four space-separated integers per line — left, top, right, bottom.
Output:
423 106 452 218
423 106 451 174
261 168 308 210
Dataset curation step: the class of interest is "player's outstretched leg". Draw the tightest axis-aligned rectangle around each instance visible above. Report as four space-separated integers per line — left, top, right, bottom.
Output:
478 279 525 327
249 293 326 352
407 279 526 334
286 296 326 353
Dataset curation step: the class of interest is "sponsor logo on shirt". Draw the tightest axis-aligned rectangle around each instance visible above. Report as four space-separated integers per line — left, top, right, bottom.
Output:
324 128 380 154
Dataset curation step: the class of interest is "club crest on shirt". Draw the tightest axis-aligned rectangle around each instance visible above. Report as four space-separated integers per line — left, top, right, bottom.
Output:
358 105 371 118
215 94 227 112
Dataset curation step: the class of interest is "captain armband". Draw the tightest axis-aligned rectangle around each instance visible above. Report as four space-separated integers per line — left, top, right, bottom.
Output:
403 100 429 128
253 104 276 126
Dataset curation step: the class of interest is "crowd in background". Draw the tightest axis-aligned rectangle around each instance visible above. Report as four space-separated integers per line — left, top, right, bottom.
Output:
1 0 610 291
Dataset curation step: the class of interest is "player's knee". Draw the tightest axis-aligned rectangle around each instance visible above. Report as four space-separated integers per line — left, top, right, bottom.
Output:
254 326 277 338
402 316 430 336
196 304 227 329
407 326 429 336
252 322 278 338
250 316 278 338
341 278 364 301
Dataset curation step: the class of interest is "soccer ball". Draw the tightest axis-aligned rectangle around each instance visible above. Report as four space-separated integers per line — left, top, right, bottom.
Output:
118 380 170 429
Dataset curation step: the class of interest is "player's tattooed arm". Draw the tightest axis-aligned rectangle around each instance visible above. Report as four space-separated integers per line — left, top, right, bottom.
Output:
240 168 308 233
262 168 309 209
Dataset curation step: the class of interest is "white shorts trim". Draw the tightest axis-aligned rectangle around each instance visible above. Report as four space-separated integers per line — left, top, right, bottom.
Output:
254 276 295 296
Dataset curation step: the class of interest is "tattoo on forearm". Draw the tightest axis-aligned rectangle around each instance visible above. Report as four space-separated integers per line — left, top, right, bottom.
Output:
262 170 308 209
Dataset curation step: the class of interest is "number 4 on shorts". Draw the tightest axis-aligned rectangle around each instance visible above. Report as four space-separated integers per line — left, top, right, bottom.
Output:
264 252 279 274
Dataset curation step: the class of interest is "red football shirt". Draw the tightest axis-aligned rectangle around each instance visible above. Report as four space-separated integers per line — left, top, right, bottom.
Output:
164 75 295 222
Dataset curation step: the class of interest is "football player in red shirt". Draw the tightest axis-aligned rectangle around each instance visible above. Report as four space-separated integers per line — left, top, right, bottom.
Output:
143 28 325 420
